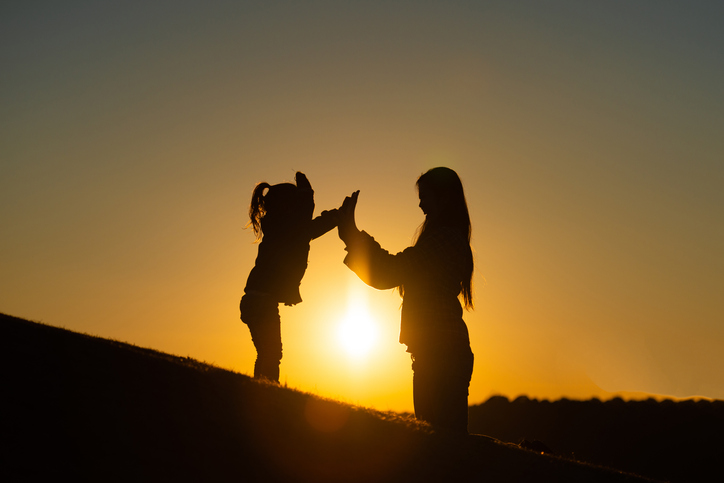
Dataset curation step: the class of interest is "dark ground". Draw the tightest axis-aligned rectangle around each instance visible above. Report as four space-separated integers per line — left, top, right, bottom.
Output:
2 313 659 482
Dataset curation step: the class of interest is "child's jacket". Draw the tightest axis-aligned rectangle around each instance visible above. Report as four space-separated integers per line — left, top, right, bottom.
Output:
244 177 336 305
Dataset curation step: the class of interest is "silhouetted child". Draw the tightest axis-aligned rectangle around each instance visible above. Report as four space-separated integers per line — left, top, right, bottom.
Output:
240 172 337 383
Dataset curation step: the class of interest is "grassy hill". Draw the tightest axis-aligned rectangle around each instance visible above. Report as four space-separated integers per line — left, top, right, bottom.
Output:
2 313 651 482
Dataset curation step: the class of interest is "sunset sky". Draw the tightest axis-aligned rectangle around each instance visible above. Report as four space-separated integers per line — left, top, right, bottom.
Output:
2 1 722 412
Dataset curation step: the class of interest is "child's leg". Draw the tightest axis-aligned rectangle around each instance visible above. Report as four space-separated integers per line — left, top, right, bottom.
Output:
240 293 282 383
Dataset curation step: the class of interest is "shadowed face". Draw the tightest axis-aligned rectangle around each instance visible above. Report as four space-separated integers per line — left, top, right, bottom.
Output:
265 184 313 220
418 184 442 220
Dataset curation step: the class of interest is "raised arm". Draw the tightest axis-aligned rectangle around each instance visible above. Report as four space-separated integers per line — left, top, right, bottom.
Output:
337 190 405 290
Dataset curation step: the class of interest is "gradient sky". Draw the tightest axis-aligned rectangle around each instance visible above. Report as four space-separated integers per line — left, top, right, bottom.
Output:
2 1 723 412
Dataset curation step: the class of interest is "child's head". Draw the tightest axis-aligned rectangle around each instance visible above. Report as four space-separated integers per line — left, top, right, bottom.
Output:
248 182 295 238
248 173 315 239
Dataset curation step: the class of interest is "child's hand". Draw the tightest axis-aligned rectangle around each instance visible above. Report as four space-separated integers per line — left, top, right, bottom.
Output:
295 172 313 192
320 208 340 226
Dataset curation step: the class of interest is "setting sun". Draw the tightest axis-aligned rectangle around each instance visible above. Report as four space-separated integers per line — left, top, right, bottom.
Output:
337 300 378 359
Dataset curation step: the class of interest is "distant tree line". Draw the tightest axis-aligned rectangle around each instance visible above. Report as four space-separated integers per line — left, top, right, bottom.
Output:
469 395 724 482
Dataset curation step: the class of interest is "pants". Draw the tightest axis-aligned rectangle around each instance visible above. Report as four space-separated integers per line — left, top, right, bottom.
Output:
411 345 474 434
240 293 282 383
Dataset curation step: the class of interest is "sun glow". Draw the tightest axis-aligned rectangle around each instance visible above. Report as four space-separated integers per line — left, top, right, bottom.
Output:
337 301 378 359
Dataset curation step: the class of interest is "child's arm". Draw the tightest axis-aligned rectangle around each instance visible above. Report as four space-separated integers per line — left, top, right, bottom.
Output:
310 208 338 240
295 171 338 239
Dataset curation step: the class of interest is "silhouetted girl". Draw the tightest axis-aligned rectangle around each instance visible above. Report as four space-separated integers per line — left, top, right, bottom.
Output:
338 167 475 434
240 172 337 382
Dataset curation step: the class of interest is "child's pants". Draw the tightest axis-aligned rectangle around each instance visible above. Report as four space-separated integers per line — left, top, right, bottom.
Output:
240 293 282 383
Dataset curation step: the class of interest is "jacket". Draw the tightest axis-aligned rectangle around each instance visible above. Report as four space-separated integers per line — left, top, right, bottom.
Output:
343 224 472 353
244 184 336 305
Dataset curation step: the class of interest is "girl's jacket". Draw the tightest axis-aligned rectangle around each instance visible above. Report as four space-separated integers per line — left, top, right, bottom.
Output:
342 223 472 354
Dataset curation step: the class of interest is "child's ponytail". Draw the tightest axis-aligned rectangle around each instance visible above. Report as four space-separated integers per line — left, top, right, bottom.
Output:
249 182 271 239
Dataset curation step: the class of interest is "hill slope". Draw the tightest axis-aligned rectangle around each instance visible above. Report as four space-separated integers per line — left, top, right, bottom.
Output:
1 313 649 482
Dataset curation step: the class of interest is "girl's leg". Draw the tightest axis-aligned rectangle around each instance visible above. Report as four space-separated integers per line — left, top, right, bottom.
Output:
412 346 474 434
411 354 436 424
240 294 282 383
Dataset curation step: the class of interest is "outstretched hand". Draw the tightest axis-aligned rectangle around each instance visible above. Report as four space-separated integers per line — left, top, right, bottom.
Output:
295 171 313 192
337 190 360 244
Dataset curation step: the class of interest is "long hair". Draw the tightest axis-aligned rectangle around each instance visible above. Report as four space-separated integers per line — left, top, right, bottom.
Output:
415 167 474 310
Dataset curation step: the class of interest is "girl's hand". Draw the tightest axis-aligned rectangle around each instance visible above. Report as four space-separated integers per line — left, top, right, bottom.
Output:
337 190 360 243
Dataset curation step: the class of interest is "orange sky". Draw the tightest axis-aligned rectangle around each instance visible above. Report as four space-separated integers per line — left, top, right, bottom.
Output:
2 1 723 412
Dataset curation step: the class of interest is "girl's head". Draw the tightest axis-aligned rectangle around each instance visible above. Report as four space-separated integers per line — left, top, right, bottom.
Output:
416 167 471 241
248 182 300 239
416 167 474 309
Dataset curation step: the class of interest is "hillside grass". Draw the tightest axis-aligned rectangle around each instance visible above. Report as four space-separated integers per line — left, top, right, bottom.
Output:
1 313 653 482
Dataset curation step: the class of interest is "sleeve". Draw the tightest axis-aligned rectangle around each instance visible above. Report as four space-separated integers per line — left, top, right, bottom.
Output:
309 209 338 240
343 231 427 290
